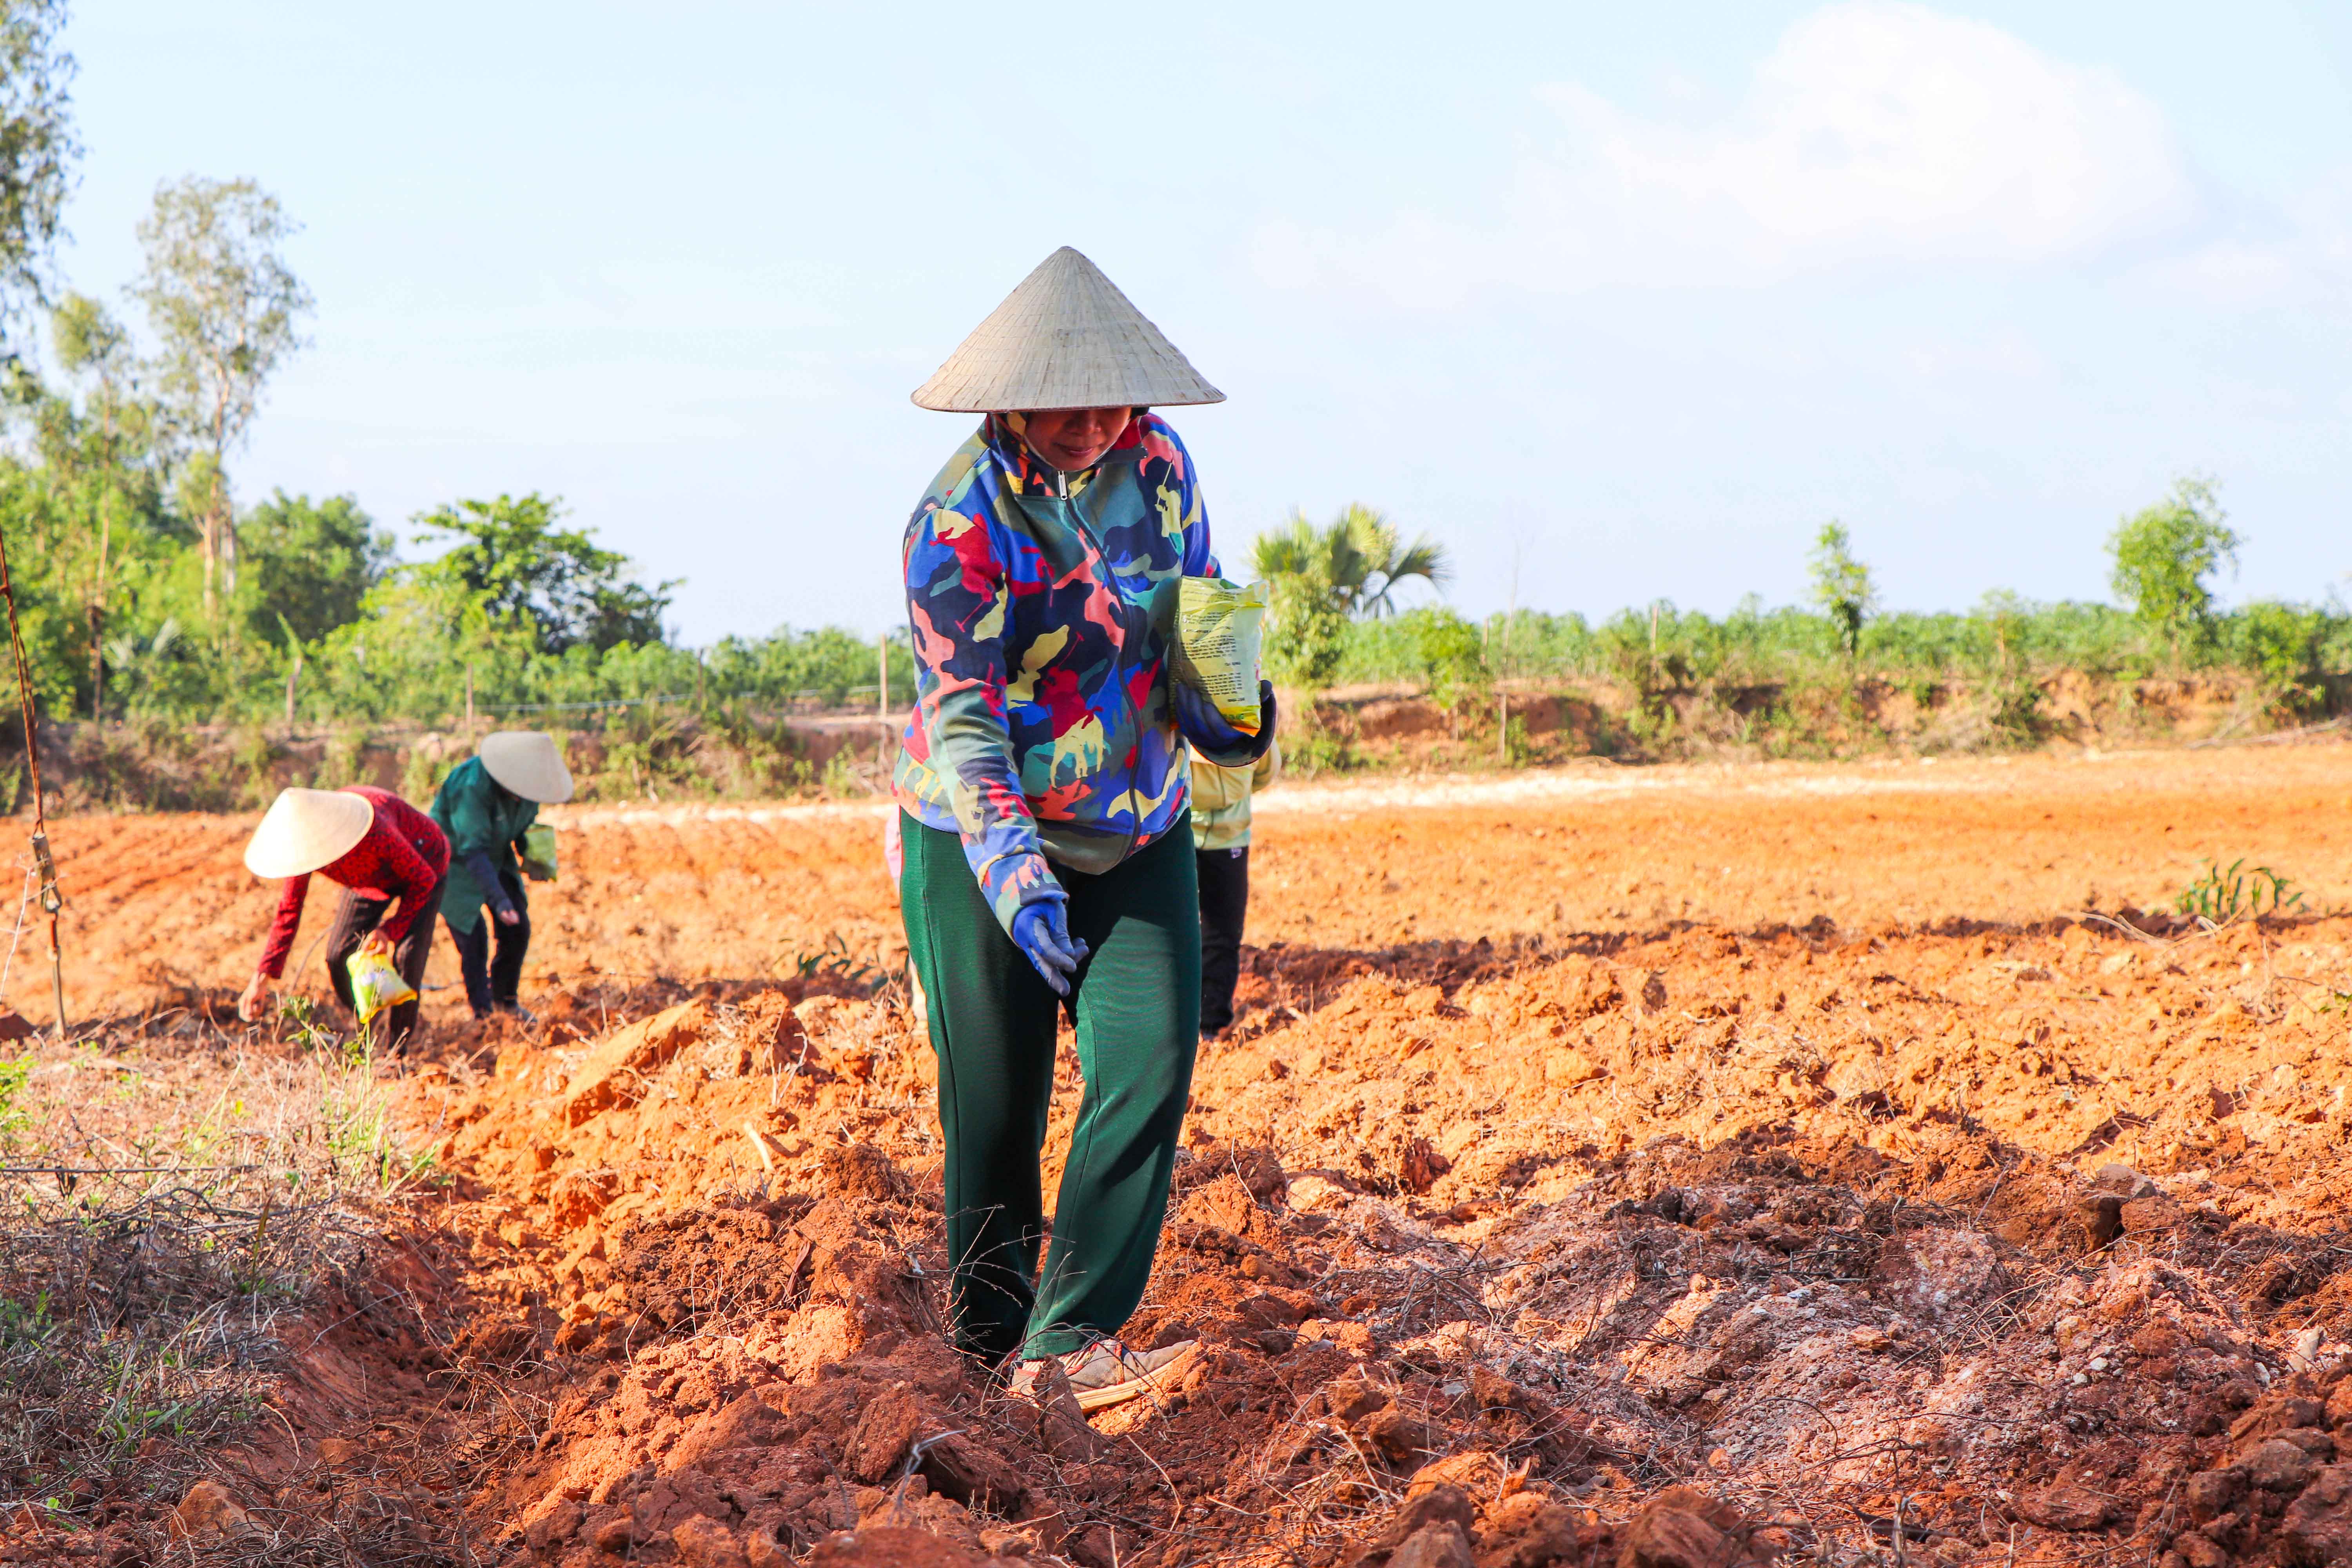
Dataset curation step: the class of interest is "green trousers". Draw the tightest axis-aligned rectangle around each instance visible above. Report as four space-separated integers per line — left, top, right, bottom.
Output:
899 811 1201 1363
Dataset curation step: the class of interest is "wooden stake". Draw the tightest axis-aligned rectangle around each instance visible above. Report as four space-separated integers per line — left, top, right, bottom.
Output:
0 517 63 1039
34 829 61 1034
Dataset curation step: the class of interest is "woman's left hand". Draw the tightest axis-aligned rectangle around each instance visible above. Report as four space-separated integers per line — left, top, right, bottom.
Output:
358 930 393 958
1174 679 1275 755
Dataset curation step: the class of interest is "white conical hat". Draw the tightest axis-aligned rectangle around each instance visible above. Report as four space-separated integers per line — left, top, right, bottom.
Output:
911 247 1225 413
477 731 574 804
244 788 373 879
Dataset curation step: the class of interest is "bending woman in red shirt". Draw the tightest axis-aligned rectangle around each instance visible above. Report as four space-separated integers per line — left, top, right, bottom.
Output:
237 786 450 1050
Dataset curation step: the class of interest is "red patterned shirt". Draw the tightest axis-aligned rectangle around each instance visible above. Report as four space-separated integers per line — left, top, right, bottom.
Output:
257 788 450 978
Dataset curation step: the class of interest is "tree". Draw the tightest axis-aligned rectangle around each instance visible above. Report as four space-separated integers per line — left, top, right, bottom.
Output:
52 291 131 400
1409 606 1488 726
131 176 313 618
1807 521 1877 660
1251 503 1449 693
48 293 152 714
1258 576 1350 690
1251 503 1450 619
0 1 76 345
410 493 674 655
2109 477 2239 653
240 491 389 644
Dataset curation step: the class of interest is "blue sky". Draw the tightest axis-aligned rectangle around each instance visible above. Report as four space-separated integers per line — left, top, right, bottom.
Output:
47 2 2352 642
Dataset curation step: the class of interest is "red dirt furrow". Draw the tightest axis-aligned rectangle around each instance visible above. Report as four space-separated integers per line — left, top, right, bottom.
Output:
11 743 2352 1568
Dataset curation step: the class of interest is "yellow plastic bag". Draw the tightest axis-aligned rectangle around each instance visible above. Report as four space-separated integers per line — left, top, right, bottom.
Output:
1169 577 1265 735
348 949 417 1030
522 823 558 882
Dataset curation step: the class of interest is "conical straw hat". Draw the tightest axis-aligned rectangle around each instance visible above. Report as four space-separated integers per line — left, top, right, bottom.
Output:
245 788 373 878
478 731 574 804
911 247 1225 413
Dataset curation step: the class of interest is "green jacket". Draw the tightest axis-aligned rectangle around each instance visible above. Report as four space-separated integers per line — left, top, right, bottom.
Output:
1190 739 1279 853
430 756 538 935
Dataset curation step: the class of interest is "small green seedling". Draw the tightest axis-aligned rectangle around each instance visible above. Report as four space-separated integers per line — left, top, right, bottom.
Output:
783 931 887 993
2174 858 2305 924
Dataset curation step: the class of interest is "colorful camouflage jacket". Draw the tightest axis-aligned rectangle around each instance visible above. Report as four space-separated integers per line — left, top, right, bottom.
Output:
894 412 1264 931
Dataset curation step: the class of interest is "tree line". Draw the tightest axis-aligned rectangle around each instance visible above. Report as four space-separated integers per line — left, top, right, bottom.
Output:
5 180 912 728
0 2 908 735
1254 484 2351 727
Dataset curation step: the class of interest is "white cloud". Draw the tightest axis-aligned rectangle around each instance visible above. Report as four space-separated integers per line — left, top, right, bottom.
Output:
1256 1 2190 305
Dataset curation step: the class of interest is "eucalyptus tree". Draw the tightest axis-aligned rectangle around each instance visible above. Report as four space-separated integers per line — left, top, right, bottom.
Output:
0 0 77 344
130 176 313 619
48 292 161 714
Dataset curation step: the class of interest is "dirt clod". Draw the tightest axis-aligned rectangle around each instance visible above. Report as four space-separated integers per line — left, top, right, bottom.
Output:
2016 1484 2116 1531
807 1523 1012 1566
1617 1487 1756 1568
824 1142 913 1203
673 1514 753 1568
167 1480 251 1540
845 1383 928 1483
1390 1520 1477 1568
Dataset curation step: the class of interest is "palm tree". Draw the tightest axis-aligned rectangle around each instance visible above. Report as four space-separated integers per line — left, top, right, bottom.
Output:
1249 504 1450 617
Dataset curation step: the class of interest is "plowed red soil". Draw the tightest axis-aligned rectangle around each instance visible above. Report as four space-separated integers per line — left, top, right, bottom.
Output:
28 746 2352 1026
13 742 2352 1568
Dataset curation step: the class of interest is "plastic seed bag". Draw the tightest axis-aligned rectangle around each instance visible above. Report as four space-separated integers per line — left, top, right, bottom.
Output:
1169 577 1266 735
348 949 417 1030
522 823 559 882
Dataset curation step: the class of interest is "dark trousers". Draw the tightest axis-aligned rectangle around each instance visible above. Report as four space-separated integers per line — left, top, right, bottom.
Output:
324 874 442 1053
1196 845 1250 1036
448 873 531 1017
900 811 1200 1365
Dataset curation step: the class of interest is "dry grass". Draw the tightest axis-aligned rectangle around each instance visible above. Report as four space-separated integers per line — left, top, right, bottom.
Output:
0 1003 436 1531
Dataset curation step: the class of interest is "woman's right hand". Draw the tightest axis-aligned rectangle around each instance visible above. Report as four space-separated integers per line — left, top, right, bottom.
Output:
237 971 275 1022
1012 899 1089 997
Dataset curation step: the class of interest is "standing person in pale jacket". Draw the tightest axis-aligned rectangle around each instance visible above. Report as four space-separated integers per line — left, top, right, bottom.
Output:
1191 739 1279 1038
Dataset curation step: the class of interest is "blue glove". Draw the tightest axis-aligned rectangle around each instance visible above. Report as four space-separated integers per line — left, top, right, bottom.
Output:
1011 899 1090 996
1175 679 1276 759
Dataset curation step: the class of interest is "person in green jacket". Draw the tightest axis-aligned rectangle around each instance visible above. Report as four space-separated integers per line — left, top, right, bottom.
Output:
1191 738 1279 1037
431 731 573 1020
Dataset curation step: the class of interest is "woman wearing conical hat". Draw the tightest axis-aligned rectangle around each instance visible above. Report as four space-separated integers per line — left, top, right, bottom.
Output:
896 247 1275 1408
237 784 451 1051
431 732 573 1022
